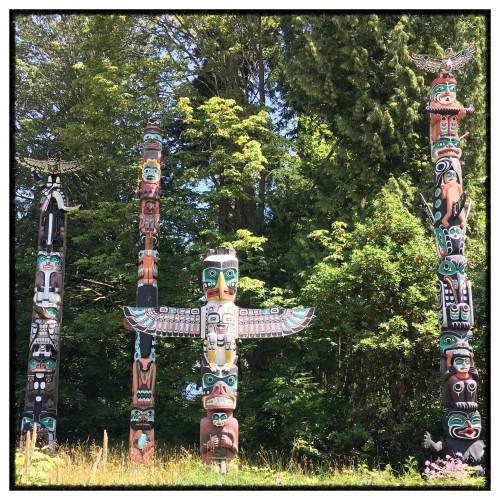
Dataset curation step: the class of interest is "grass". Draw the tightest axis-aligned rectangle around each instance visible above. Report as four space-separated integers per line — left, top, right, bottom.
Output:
13 430 487 489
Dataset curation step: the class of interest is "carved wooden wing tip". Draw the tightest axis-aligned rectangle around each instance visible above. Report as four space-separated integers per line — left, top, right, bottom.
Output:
123 306 202 338
409 52 443 73
450 44 476 70
238 307 315 338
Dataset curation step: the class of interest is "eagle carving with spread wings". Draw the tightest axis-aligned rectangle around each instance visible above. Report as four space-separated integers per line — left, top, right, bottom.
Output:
410 45 475 74
123 305 314 339
124 247 314 373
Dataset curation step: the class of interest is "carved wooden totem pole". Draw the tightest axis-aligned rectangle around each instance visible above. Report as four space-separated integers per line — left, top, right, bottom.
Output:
125 124 163 466
18 157 81 449
124 247 314 472
411 45 485 474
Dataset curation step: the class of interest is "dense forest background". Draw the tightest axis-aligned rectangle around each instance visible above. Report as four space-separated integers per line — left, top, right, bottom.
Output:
12 12 488 467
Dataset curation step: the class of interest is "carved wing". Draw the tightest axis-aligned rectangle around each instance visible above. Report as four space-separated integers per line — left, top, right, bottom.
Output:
238 307 314 338
410 52 445 73
123 306 202 338
16 157 51 171
410 45 475 73
449 45 475 71
16 156 83 173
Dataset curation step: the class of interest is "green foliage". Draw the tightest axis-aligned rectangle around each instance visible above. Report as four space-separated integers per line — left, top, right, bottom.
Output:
16 447 65 486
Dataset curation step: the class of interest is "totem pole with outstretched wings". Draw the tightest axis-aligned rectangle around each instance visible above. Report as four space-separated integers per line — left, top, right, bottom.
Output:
124 247 314 472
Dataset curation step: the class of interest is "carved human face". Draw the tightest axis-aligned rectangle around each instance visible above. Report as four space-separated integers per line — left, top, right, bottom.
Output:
212 412 228 427
36 252 62 272
449 226 462 240
443 170 458 184
433 157 462 188
143 129 163 144
28 356 56 373
130 408 155 430
142 158 161 182
444 408 481 440
453 356 471 373
203 253 238 301
431 81 457 105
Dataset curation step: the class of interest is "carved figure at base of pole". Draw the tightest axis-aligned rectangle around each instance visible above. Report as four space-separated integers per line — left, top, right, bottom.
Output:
130 428 154 466
423 402 485 475
200 410 238 473
130 407 155 466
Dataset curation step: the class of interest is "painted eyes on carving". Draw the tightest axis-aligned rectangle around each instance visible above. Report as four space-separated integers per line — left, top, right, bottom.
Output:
440 334 458 348
448 415 466 426
438 261 456 275
438 260 467 276
471 416 481 427
40 417 55 429
448 414 481 427
204 268 237 283
203 373 237 388
37 255 61 265
433 83 456 94
29 358 56 369
435 138 460 148
207 313 233 324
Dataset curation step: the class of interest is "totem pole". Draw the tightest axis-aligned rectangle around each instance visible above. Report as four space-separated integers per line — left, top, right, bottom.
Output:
124 124 163 466
411 45 485 474
17 156 81 449
124 247 314 472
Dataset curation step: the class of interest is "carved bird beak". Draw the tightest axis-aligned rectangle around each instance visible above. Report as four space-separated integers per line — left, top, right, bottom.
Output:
217 272 227 301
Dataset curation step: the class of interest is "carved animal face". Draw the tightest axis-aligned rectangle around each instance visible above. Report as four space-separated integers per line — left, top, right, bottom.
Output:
202 366 238 410
440 330 472 356
432 137 462 162
203 252 239 301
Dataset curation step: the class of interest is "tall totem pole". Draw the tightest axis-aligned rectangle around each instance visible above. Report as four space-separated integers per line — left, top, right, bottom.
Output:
124 246 314 472
411 45 485 474
18 157 81 448
125 124 163 466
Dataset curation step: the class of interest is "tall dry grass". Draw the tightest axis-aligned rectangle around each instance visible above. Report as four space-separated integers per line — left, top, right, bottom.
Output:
13 431 488 488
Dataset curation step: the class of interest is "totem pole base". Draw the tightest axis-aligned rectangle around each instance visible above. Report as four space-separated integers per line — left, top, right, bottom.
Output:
129 427 155 466
212 459 227 474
